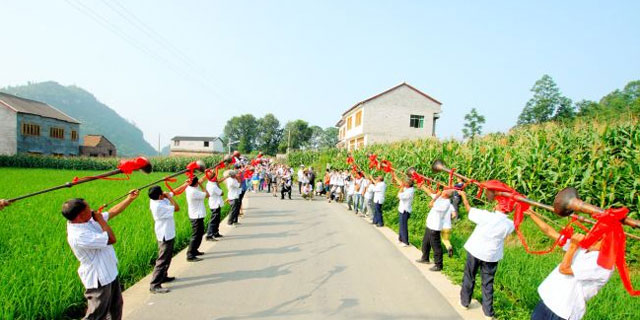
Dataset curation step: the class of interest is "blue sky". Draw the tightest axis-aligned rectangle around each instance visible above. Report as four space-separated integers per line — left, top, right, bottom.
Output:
1 1 639 149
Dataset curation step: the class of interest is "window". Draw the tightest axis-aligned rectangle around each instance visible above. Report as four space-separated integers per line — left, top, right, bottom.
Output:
355 110 362 127
21 123 40 136
409 115 424 128
204 141 210 147
356 137 365 149
108 150 113 156
347 116 352 130
349 139 356 150
71 131 78 141
49 127 64 139
174 140 180 146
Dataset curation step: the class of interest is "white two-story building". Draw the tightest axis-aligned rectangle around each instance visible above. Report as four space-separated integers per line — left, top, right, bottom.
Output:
169 136 224 157
336 82 442 150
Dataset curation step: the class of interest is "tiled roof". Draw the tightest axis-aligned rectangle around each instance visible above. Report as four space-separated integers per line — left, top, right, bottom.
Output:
171 136 220 141
341 82 442 117
0 92 80 124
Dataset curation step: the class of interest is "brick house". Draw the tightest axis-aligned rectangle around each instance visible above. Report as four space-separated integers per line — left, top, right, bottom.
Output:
0 92 81 156
80 135 117 157
336 82 442 150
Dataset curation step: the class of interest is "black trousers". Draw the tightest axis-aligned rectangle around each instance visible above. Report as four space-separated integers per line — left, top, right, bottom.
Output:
206 207 221 237
531 301 566 320
83 277 123 320
228 199 240 225
398 211 410 244
150 238 174 289
421 227 443 267
187 218 204 259
298 181 302 193
373 202 384 226
281 186 291 199
460 250 499 317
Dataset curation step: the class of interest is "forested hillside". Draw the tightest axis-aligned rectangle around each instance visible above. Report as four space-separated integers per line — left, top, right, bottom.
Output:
1 81 156 156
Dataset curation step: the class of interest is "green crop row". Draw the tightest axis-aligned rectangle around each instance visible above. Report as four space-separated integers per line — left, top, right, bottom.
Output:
287 117 640 319
0 154 225 173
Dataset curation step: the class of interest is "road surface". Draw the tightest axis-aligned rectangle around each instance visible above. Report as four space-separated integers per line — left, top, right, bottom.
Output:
124 192 463 320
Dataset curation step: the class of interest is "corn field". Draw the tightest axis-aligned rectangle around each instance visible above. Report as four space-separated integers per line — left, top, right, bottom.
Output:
288 117 640 319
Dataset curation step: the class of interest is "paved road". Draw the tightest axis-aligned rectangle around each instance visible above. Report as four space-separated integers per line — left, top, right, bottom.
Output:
124 192 461 320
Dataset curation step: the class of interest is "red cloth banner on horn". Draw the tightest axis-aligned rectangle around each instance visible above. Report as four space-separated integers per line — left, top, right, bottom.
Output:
368 154 379 170
578 207 640 296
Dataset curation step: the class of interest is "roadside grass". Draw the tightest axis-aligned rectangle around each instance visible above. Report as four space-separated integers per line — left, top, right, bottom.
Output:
0 168 229 319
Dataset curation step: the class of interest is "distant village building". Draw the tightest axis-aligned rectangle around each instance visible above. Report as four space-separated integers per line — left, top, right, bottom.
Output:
0 92 80 156
80 135 117 157
170 136 224 157
336 82 442 150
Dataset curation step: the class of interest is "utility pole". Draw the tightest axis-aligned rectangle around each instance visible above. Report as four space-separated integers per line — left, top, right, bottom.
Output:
287 128 291 155
157 134 161 156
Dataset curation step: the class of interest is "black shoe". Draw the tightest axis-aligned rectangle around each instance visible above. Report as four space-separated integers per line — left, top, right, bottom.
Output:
416 259 431 264
205 237 217 242
448 247 453 258
214 234 223 238
150 287 170 294
162 276 176 283
195 251 205 256
187 257 203 262
429 266 443 272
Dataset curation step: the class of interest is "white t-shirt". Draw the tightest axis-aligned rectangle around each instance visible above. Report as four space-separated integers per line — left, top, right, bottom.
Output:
373 181 387 204
364 182 374 200
463 208 515 262
426 195 454 231
66 212 118 289
346 179 355 195
206 181 223 209
538 243 613 320
226 177 241 200
149 197 176 241
186 186 207 219
397 187 415 213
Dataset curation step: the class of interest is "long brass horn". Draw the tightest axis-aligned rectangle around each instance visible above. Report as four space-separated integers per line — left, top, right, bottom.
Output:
554 187 640 229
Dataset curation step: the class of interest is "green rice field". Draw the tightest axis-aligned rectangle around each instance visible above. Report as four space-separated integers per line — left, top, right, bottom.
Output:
0 168 229 319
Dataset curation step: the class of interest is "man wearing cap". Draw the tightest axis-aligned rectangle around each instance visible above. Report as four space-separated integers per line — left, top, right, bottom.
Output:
225 170 242 226
457 183 515 320
62 190 139 320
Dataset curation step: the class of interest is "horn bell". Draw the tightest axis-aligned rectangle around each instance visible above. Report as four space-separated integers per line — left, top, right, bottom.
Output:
195 160 207 173
553 187 578 217
431 159 446 173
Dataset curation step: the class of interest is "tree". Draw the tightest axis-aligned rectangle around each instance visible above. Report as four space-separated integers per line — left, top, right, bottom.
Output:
575 99 600 116
223 114 258 153
306 125 325 150
553 96 575 121
320 127 339 149
462 108 485 139
517 74 573 125
255 113 282 155
278 120 313 153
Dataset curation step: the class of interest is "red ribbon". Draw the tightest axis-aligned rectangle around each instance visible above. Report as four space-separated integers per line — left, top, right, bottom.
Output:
185 161 200 179
411 172 425 187
118 157 150 175
380 160 393 173
578 207 640 296
368 154 379 170
164 177 187 196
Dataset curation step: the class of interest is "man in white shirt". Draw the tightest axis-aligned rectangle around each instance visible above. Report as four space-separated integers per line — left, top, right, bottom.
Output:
457 189 515 319
396 178 415 247
362 178 374 218
185 176 209 262
225 170 242 226
417 190 455 272
63 190 139 320
353 173 363 215
148 186 181 294
526 210 612 320
205 178 224 240
346 175 356 211
372 176 387 227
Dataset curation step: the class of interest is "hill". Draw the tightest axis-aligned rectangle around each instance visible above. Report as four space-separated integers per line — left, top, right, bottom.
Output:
0 81 156 156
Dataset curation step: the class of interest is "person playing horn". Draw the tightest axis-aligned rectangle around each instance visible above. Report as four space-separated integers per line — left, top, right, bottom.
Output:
185 176 210 262
396 177 415 247
416 189 456 272
526 210 611 320
457 182 516 320
147 185 181 294
62 190 139 320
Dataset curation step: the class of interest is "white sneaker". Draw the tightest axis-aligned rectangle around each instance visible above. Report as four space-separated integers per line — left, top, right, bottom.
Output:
459 302 469 310
401 243 409 247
